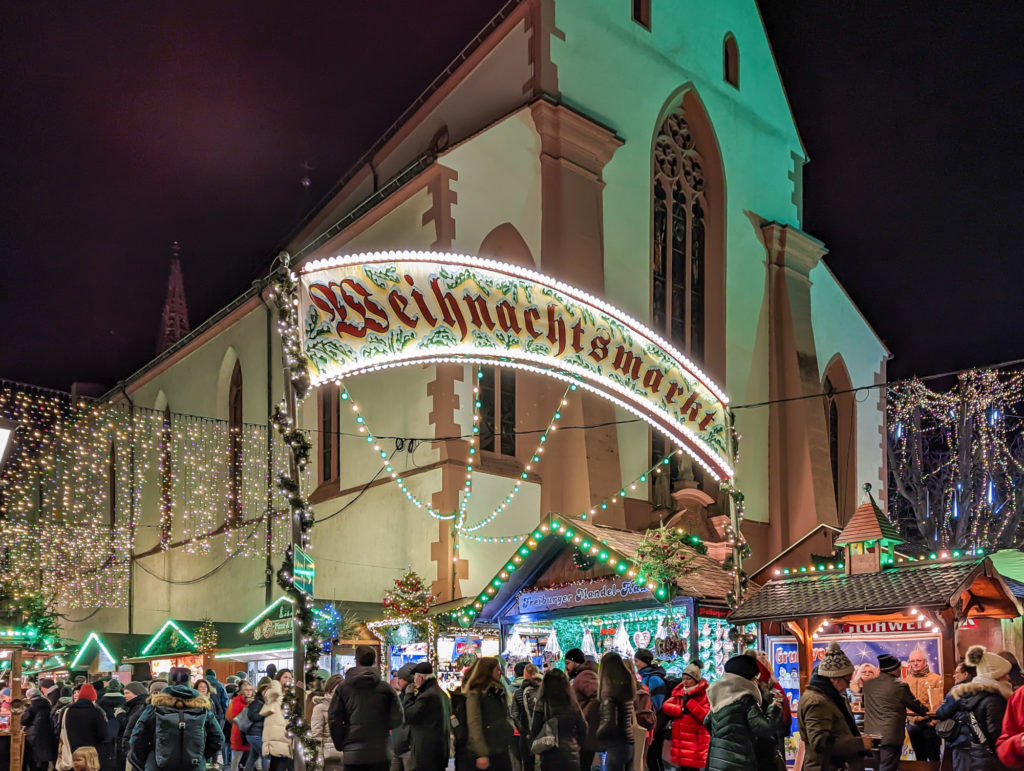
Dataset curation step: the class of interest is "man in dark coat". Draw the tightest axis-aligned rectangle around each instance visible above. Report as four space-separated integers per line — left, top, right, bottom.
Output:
63 684 109 755
119 682 149 770
862 653 929 771
404 662 451 771
565 648 600 771
328 645 402 771
20 688 57 771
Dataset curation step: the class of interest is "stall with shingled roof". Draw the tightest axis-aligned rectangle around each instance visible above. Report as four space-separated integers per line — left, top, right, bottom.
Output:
729 486 1022 763
437 513 750 684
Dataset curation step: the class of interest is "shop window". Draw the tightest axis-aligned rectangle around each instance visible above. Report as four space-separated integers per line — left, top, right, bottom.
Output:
317 385 340 486
653 106 707 361
479 366 516 456
632 0 651 30
723 33 739 88
228 360 243 527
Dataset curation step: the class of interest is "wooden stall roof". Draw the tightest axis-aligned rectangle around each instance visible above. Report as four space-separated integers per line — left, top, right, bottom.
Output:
729 556 1020 625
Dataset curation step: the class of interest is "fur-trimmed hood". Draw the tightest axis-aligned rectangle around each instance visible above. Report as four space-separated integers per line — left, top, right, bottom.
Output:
707 672 762 711
949 677 1013 701
150 684 211 710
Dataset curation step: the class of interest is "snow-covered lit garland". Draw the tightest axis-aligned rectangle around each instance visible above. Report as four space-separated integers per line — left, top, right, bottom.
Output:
270 253 322 771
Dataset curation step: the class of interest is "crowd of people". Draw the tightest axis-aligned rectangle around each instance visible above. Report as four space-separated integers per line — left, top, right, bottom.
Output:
798 642 1024 771
11 641 1024 771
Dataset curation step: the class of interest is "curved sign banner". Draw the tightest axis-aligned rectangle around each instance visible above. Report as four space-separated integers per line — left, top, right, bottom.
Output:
298 251 733 480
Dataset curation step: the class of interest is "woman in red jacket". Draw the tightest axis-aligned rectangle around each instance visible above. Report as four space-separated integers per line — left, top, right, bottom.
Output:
226 680 254 771
661 663 710 771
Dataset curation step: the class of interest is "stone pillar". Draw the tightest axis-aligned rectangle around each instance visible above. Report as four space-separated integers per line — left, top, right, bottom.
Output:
530 100 626 527
762 222 838 556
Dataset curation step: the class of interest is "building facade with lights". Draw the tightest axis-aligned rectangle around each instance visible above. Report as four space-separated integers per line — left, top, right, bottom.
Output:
11 0 889 640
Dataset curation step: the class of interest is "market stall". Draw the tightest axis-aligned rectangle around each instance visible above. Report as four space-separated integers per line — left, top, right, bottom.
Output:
121 618 243 682
447 514 749 684
730 492 1022 764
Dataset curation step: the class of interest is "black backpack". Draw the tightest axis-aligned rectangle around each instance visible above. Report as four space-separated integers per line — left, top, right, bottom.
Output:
657 675 682 736
154 704 207 769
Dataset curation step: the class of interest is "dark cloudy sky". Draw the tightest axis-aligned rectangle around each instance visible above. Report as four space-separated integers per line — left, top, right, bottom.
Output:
2 1 1022 390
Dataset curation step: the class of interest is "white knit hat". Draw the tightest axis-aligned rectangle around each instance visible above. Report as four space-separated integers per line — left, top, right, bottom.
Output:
965 645 1011 681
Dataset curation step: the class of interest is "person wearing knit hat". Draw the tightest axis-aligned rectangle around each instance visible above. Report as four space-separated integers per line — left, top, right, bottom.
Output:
120 682 151 768
663 661 711 770
62 681 107 756
743 650 793 769
862 651 929 771
798 643 871 771
936 645 1012 771
704 655 782 771
148 679 168 695
21 685 57 770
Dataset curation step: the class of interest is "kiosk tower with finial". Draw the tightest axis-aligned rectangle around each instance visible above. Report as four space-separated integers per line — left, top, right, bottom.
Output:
834 483 905 576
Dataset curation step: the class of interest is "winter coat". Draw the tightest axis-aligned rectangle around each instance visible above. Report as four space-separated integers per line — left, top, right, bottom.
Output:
119 695 148 763
310 694 341 764
662 679 711 769
997 682 1024 768
203 688 225 726
862 671 928 746
905 669 944 721
206 674 230 714
639 665 669 711
392 684 416 756
404 676 452 771
751 683 788 771
704 673 781 771
63 698 108 754
96 691 126 771
450 689 470 759
260 680 292 758
798 675 865 771
934 678 1009 769
328 665 402 765
570 662 600 752
529 699 587 771
50 698 71 740
226 693 251 751
596 695 636 747
128 684 224 771
20 695 57 765
467 681 514 759
245 695 266 739
512 678 542 737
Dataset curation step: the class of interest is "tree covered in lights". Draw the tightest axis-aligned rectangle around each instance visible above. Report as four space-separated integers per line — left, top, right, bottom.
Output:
194 618 219 653
382 569 437 622
888 369 1024 551
633 525 701 601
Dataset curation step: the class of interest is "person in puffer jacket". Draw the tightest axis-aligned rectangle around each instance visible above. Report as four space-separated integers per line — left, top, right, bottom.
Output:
328 646 402 768
260 679 293 770
936 645 1012 771
128 682 224 771
704 655 781 771
311 675 343 770
662 663 710 771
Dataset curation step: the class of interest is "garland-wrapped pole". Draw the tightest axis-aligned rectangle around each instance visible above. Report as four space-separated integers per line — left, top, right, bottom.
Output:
722 406 750 654
270 252 322 771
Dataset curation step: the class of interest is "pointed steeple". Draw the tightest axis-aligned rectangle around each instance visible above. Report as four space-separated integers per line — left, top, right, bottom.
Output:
157 241 191 354
835 484 904 575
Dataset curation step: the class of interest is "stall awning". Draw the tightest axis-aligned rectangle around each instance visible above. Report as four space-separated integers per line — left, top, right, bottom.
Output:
214 642 295 662
729 556 1021 625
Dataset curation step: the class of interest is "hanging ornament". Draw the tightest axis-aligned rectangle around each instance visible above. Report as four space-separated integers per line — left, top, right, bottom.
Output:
655 616 668 640
543 628 562 664
581 626 598 659
613 620 635 659
503 630 530 660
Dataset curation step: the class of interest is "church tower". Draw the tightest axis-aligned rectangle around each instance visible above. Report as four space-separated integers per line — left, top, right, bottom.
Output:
156 241 191 354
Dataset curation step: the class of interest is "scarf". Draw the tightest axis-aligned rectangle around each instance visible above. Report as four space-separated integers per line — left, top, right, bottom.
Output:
909 665 932 678
808 674 859 736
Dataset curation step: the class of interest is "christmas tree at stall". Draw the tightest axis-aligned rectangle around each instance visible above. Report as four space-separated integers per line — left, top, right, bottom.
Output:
194 618 218 654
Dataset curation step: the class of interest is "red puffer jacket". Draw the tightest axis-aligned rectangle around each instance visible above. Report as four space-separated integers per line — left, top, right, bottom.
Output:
226 694 251 751
662 679 710 769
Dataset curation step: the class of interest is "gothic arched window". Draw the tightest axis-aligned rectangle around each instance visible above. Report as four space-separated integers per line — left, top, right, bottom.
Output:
228 360 243 528
653 107 707 362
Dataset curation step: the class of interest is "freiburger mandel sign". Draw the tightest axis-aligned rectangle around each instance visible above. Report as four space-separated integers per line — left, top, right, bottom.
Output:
517 576 651 613
298 252 733 480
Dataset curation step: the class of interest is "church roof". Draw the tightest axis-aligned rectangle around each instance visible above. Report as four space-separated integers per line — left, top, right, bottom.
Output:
834 488 904 546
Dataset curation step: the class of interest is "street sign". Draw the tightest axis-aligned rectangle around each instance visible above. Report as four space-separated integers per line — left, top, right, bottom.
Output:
294 547 315 596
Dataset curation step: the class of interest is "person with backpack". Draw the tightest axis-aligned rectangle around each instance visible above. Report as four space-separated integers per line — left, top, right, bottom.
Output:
20 687 57 771
511 665 542 771
128 677 224 771
260 679 293 771
633 651 666 771
935 645 1012 771
529 668 587 771
661 663 710 771
96 680 126 770
227 680 254 771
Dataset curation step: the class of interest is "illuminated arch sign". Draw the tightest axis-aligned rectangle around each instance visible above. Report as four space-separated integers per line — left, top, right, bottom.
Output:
298 251 733 480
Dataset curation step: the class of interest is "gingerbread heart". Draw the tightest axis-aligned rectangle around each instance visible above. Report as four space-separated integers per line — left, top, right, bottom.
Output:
633 631 652 650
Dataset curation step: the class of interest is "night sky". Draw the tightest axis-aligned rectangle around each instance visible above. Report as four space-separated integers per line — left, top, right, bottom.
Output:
2 1 1022 391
